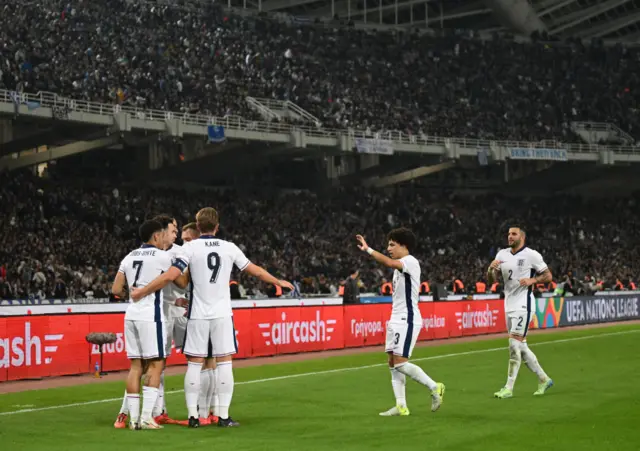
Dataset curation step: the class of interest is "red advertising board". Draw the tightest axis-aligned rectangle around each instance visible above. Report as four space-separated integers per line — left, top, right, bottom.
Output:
0 300 507 382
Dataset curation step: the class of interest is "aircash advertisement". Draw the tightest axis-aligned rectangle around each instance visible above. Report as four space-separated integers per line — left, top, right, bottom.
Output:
0 300 505 382
1 295 637 382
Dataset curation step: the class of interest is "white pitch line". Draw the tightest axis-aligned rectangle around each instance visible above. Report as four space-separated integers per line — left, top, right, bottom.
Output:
0 328 637 417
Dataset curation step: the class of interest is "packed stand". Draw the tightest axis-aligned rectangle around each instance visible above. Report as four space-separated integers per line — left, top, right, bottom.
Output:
1 0 640 142
1 170 639 301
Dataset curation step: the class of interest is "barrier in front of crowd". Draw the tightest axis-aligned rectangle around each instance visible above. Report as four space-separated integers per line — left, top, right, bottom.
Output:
0 294 637 382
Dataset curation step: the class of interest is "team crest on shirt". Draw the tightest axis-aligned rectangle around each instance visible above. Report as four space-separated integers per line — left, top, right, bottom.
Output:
518 259 525 267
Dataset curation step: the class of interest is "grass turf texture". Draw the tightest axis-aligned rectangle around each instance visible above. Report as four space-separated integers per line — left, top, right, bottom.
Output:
1 324 639 451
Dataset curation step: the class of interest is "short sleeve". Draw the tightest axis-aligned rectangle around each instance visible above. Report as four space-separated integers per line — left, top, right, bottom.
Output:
531 251 548 273
172 243 190 271
118 259 126 274
233 244 251 271
399 256 415 274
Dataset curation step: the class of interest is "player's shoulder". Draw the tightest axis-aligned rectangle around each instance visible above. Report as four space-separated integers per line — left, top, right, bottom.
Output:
523 247 543 259
496 248 511 257
401 254 420 269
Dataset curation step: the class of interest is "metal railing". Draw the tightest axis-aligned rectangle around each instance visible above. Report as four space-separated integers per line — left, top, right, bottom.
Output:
571 121 634 144
245 96 279 122
2 89 640 154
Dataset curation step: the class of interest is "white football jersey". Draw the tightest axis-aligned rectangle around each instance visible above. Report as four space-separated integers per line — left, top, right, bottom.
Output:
495 247 548 313
176 235 250 320
118 244 182 322
390 255 422 325
164 244 187 305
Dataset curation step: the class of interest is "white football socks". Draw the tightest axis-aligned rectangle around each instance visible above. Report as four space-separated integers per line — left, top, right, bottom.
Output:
198 369 212 418
390 367 407 408
506 338 523 390
395 362 437 391
217 361 234 419
185 361 203 419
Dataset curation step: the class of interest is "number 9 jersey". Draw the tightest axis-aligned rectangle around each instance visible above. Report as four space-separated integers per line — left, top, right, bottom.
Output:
175 235 251 320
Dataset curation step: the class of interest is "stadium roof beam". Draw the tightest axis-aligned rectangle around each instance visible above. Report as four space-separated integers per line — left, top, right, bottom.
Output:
261 0 320 12
0 135 119 171
305 0 488 22
573 11 640 38
362 161 456 188
484 0 546 34
548 0 631 34
536 0 579 17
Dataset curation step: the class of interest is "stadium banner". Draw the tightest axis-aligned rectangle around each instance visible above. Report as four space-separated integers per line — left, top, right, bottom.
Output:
0 300 506 382
508 147 568 162
354 137 394 155
559 295 640 326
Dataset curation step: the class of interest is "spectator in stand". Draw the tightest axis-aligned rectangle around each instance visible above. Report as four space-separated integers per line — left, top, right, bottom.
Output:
1 169 640 299
1 0 639 142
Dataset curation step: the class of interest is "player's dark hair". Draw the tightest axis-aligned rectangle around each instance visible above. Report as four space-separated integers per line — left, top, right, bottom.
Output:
139 220 164 243
509 224 527 236
387 228 417 253
152 214 175 229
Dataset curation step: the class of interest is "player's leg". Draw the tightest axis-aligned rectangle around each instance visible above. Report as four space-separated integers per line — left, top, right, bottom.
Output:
197 341 213 424
114 390 129 428
137 321 166 429
207 358 218 422
122 319 143 430
519 319 553 395
391 322 444 412
495 313 525 398
153 317 174 423
126 359 143 430
380 322 408 416
183 318 208 428
211 316 239 427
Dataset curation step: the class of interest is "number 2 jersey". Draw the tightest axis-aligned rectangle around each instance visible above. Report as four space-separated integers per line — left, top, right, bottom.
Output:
175 235 251 320
119 244 184 322
495 247 548 313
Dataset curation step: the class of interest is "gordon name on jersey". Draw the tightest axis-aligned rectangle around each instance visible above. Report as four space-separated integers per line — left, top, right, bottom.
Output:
177 235 251 319
119 244 184 322
496 247 548 312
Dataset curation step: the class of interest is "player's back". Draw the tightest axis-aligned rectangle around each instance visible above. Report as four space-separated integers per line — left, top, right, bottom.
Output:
390 255 422 324
496 247 548 312
180 235 250 320
120 244 173 322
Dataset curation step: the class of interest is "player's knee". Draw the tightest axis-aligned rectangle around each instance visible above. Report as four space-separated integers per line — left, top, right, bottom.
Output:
508 338 522 360
217 355 232 364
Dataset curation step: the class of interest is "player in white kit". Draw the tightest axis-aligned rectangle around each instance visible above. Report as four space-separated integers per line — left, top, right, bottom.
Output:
111 219 187 430
488 225 554 399
356 228 445 417
131 207 294 428
113 215 185 428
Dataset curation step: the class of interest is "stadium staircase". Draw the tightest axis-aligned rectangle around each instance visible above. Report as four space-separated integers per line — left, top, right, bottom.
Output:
571 121 634 145
246 97 321 127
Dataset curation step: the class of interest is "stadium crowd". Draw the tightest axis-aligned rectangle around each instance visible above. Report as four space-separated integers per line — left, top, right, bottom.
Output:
1 170 639 301
1 0 639 142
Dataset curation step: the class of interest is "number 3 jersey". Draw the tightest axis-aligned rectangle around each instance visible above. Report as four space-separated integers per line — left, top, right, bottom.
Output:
119 244 181 322
495 247 548 313
175 235 251 320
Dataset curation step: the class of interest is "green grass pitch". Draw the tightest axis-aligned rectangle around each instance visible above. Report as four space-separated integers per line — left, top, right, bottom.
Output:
1 324 639 451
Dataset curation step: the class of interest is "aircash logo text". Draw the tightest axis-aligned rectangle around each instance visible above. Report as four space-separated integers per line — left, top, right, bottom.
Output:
455 304 499 330
258 311 336 345
0 322 64 368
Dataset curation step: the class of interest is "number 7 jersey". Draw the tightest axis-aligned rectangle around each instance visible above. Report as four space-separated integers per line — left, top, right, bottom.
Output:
175 235 251 319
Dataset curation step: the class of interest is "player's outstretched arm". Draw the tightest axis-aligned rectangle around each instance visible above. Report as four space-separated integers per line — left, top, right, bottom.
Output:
111 272 128 299
130 266 183 302
243 263 294 291
355 235 403 271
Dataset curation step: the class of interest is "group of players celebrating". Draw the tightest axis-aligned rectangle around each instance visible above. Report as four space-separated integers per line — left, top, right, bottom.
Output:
111 207 553 430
